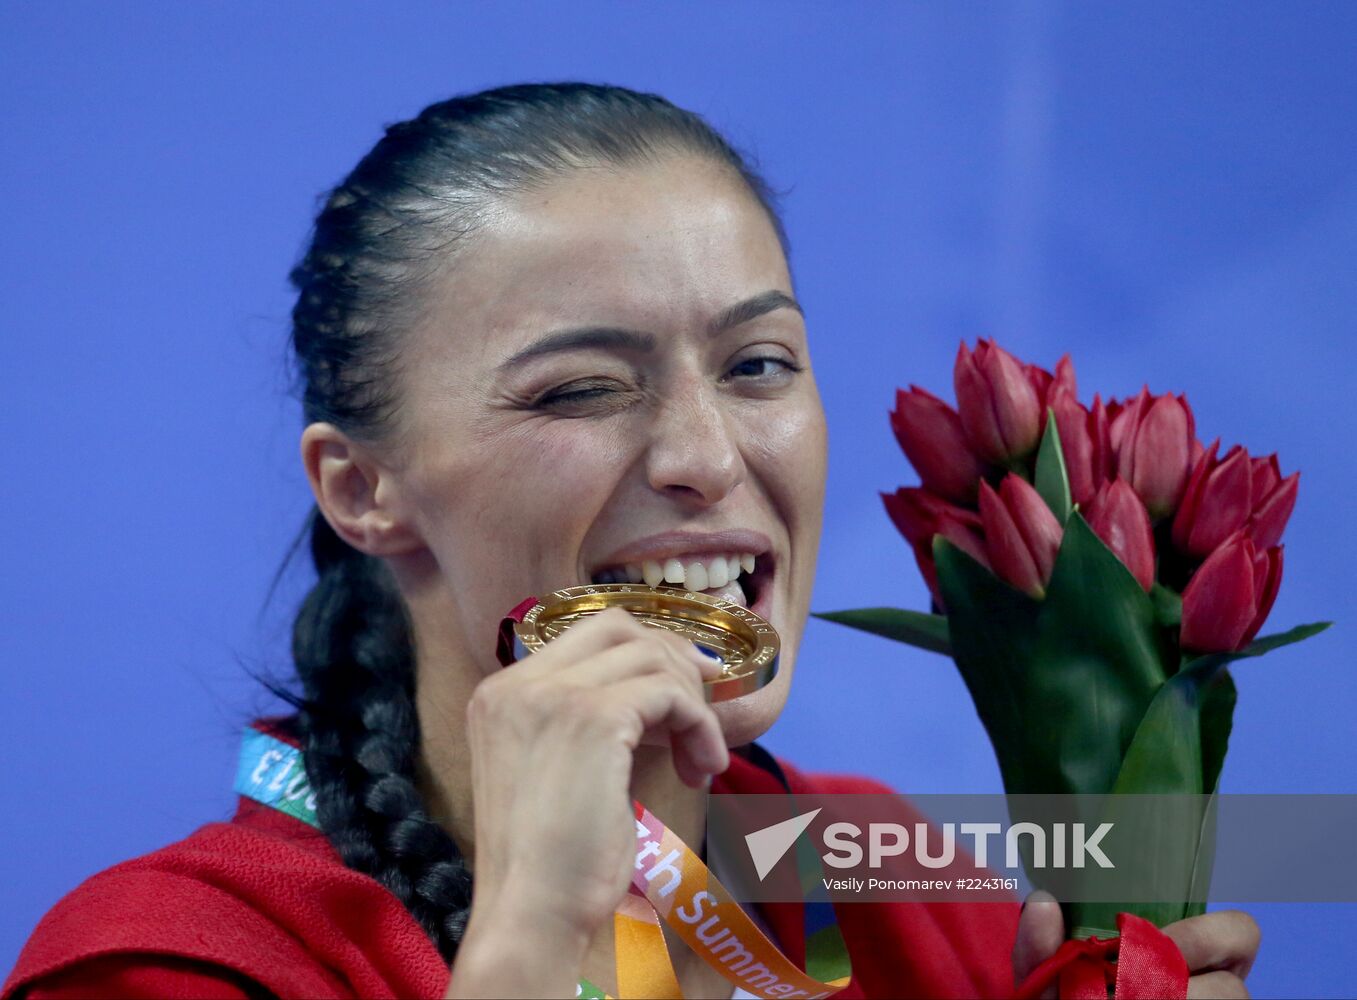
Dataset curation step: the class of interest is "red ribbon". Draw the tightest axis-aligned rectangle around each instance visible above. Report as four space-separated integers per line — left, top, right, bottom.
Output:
1014 912 1188 1000
495 596 541 667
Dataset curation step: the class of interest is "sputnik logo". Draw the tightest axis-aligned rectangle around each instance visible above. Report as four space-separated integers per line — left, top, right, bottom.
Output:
745 808 821 881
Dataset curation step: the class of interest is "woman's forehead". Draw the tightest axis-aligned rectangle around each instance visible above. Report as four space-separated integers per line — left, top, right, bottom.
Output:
415 158 792 366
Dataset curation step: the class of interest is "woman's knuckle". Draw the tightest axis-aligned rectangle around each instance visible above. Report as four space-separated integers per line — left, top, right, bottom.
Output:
587 701 637 743
562 684 598 714
1190 971 1248 999
467 676 503 717
1234 910 1261 950
602 607 644 635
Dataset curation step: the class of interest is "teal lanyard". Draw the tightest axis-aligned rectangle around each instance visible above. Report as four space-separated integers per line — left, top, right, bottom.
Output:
234 726 319 827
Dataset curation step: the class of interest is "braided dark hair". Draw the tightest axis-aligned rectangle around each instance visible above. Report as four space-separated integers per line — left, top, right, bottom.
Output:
280 82 788 963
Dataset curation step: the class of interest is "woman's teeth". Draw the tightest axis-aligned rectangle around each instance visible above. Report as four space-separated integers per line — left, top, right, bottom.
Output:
593 553 758 600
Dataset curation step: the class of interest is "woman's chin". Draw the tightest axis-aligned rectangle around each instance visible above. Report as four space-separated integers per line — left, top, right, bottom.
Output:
713 665 792 751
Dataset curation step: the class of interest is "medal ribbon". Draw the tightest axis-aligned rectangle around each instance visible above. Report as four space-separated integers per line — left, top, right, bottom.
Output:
236 591 854 999
498 596 852 999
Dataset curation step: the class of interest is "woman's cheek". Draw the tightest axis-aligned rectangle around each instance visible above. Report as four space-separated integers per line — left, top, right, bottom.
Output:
526 417 637 495
744 396 827 488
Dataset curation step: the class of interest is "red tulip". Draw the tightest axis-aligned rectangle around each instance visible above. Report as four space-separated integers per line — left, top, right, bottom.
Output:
1110 387 1197 519
1085 480 1156 591
955 340 1043 464
1248 455 1299 550
1024 354 1077 413
1048 385 1112 508
1172 441 1254 559
883 487 985 554
890 386 987 503
1246 543 1284 646
1051 354 1077 403
883 487 988 607
1180 532 1284 652
1091 396 1115 487
1026 364 1052 405
978 476 1063 598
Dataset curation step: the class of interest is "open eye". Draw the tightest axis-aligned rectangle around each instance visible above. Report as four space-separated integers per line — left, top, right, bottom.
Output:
725 355 803 381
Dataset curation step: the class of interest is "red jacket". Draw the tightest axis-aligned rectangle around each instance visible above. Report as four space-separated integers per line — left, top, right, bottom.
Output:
4 747 1020 998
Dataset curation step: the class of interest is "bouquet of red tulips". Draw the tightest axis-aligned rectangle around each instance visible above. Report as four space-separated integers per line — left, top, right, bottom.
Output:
819 339 1328 937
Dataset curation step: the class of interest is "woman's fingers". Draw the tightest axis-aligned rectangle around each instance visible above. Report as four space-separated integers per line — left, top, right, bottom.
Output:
507 607 641 677
517 607 725 684
1187 970 1250 999
597 671 729 785
556 635 719 695
1162 910 1260 980
1011 890 1064 999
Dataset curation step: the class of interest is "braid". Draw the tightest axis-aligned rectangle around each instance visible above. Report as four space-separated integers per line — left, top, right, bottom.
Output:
292 509 472 960
277 82 789 963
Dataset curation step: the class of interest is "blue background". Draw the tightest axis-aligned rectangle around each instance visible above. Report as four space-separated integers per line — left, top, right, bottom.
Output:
3 3 1353 995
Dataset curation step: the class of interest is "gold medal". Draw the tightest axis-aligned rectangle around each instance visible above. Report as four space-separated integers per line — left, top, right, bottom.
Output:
510 583 779 702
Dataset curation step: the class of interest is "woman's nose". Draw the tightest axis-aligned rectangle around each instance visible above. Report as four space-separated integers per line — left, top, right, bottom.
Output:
644 376 745 506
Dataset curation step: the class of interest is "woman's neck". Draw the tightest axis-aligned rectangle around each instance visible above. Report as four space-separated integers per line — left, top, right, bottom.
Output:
630 744 712 854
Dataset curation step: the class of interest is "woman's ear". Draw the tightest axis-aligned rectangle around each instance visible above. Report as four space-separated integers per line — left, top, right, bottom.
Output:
300 422 423 557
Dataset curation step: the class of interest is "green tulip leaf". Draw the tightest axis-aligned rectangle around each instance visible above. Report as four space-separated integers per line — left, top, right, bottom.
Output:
1183 673 1236 922
1034 409 1072 524
811 607 952 656
934 515 1170 797
1073 659 1240 930
1031 515 1172 795
1110 667 1209 797
1184 782 1224 921
1197 667 1238 807
1150 583 1183 627
934 536 1042 795
1180 621 1332 675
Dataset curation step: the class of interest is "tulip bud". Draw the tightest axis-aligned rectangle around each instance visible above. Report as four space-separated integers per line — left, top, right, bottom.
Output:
1171 441 1254 559
883 488 988 608
1246 544 1284 645
1112 387 1197 519
1090 394 1114 492
1248 455 1299 551
1051 354 1077 401
1180 532 1284 652
1049 385 1098 507
1250 455 1280 504
978 476 1062 598
954 340 1043 464
1085 480 1156 591
1025 364 1052 407
1025 354 1077 412
890 386 987 503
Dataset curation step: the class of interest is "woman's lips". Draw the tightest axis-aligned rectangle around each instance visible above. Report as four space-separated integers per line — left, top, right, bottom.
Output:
589 528 772 574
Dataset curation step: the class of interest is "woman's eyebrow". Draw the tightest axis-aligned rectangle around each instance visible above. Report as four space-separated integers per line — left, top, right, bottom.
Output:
497 290 804 372
497 327 655 371
707 289 803 337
